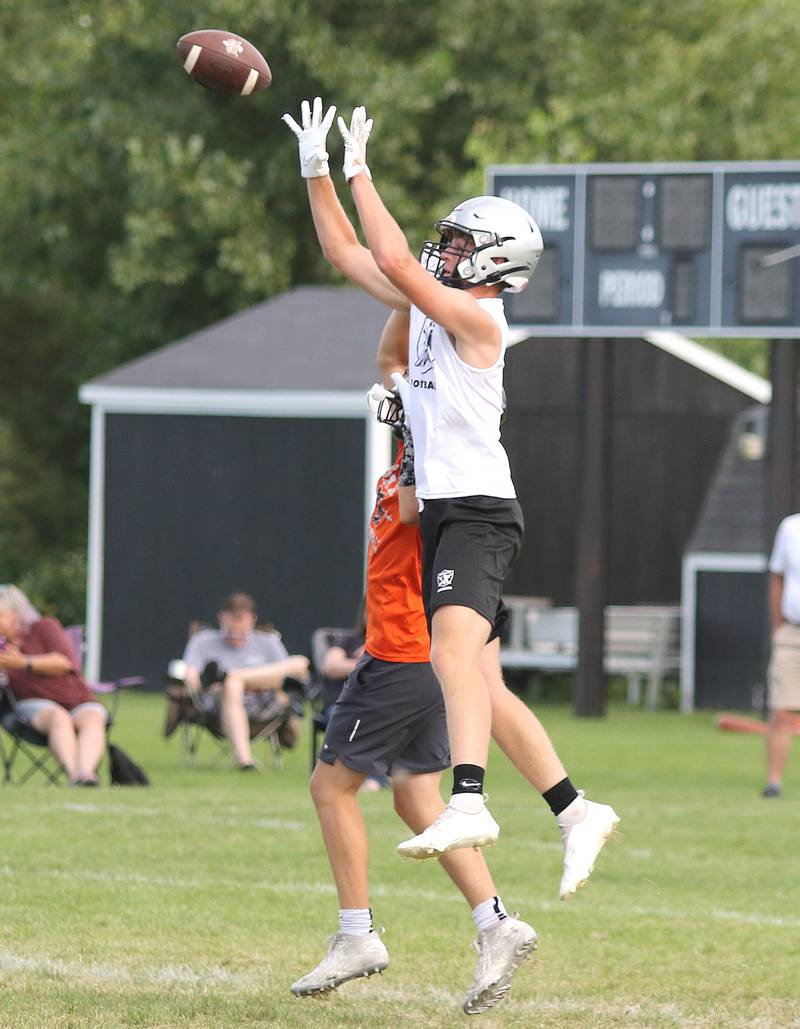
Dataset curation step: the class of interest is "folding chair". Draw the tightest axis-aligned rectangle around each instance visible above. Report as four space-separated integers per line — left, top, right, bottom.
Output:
166 676 289 769
0 682 65 785
0 624 142 786
164 623 299 770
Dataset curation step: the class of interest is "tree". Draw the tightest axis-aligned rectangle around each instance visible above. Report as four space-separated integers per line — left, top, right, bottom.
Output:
0 0 795 616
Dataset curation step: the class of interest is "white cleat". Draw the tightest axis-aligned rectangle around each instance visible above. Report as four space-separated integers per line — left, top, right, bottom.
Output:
291 930 388 996
559 794 620 901
397 802 499 860
463 916 538 1015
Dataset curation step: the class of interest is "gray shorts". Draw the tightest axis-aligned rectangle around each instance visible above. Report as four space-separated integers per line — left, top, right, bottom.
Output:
319 653 449 778
14 698 109 726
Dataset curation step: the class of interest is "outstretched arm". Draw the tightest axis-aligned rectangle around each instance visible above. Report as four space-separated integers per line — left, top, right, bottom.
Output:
283 98 408 310
376 309 409 387
307 178 407 308
340 107 499 362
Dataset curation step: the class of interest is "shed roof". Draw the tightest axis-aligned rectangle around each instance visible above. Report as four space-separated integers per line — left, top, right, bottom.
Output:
686 405 774 554
83 286 390 392
83 286 773 403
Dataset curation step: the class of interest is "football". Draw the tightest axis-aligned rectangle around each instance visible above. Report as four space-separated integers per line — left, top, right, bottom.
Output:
177 30 271 96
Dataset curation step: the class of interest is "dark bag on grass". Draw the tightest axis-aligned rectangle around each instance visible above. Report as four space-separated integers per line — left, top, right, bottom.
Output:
108 743 150 786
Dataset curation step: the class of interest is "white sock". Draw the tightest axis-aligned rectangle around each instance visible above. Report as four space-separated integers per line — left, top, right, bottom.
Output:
472 895 508 934
338 907 373 936
449 792 485 814
556 791 587 828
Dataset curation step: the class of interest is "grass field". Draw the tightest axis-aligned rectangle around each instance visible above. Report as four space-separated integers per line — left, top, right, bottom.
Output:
0 691 798 1028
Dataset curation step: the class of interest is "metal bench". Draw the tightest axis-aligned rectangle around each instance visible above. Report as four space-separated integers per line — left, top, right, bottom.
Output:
499 604 680 708
500 607 578 672
605 606 681 708
501 595 553 651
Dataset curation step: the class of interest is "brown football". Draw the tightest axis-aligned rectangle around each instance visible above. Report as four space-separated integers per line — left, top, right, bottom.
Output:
177 30 271 96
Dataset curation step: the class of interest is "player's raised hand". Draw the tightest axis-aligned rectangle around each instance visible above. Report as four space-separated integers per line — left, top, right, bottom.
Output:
390 371 410 411
338 106 373 182
366 382 403 429
282 96 337 179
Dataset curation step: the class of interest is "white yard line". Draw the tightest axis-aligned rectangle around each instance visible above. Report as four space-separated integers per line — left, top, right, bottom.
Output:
0 949 258 990
13 802 657 857
0 863 796 930
15 801 307 833
0 949 706 1025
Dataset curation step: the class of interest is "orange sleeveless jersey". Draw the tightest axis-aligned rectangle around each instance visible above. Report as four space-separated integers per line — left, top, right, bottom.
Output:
365 444 431 663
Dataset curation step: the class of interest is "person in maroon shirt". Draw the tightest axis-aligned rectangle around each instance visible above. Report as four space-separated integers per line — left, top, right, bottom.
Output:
0 585 108 785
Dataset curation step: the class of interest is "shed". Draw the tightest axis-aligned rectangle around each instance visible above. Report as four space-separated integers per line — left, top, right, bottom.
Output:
80 289 769 689
680 403 798 712
79 286 393 686
500 330 768 607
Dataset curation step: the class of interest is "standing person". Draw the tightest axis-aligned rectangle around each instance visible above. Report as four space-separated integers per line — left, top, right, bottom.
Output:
763 513 800 797
292 363 538 1013
283 99 618 870
0 584 108 786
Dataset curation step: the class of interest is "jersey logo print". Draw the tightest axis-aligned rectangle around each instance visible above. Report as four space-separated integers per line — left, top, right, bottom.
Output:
414 319 435 373
368 465 399 555
436 569 454 592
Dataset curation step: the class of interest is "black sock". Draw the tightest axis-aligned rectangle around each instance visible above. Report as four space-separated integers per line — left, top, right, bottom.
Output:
452 764 485 796
542 776 579 816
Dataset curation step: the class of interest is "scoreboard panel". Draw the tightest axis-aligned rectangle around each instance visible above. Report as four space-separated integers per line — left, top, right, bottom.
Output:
488 161 800 337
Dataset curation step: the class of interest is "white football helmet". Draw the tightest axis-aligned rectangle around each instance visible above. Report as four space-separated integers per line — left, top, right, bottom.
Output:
420 195 543 293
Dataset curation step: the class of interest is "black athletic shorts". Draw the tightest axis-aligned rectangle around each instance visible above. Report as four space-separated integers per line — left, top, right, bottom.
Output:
319 652 449 778
419 495 524 643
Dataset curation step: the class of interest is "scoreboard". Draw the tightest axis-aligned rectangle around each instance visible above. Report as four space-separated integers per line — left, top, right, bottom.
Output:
488 161 800 337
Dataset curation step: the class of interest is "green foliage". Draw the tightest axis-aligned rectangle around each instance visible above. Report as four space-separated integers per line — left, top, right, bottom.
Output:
0 0 796 588
0 418 87 623
701 339 770 379
17 549 88 627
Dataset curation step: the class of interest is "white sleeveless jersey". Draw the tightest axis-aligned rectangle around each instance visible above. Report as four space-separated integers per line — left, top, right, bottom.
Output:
406 298 516 500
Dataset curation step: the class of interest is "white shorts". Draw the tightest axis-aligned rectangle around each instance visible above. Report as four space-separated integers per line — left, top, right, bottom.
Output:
767 622 800 711
14 698 109 726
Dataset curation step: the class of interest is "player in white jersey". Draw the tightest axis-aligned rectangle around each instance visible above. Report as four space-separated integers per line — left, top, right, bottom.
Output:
283 98 619 877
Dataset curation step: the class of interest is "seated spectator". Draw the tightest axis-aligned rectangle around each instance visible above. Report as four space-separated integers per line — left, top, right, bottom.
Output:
0 584 108 786
316 611 386 793
318 625 366 717
180 592 309 770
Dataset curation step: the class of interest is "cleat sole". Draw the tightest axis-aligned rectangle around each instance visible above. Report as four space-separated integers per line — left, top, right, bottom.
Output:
463 936 538 1015
292 960 389 997
397 834 498 861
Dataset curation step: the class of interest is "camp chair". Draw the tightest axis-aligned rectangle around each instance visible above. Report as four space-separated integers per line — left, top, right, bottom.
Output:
308 627 356 772
164 623 301 770
0 624 142 786
0 681 65 785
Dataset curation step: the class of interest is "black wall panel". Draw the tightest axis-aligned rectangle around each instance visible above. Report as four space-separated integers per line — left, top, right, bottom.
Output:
695 571 769 710
502 339 753 604
102 414 365 684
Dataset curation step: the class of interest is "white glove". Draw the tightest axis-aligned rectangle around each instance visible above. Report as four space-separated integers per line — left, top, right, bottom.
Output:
390 371 410 410
337 106 373 181
282 97 337 179
366 382 394 419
